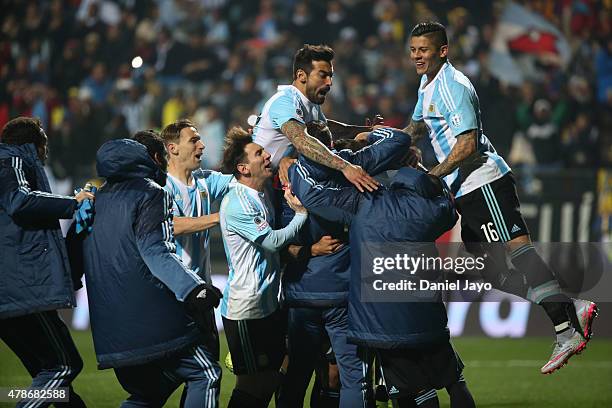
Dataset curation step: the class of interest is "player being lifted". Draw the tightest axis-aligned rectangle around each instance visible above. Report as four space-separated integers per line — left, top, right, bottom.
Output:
404 21 597 374
253 44 379 193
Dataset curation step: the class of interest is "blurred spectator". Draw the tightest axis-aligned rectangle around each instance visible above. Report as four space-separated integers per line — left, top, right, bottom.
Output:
595 38 612 103
562 112 599 168
162 89 186 127
525 99 561 167
81 62 113 105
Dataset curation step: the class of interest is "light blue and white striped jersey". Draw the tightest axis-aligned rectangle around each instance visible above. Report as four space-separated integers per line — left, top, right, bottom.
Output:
253 85 327 169
165 169 234 283
219 183 280 320
412 62 510 198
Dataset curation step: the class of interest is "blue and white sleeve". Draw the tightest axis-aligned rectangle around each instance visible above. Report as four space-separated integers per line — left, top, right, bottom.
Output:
202 170 235 202
224 199 272 244
442 83 478 137
269 94 303 129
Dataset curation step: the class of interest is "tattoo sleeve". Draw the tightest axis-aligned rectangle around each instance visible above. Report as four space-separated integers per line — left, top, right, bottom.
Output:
282 120 348 170
402 119 429 143
429 130 477 178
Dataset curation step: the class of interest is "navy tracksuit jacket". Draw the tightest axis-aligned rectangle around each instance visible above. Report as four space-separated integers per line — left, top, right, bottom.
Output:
288 144 458 349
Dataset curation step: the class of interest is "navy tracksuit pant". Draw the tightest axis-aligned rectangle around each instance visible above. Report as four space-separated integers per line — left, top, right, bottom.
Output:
113 344 221 408
1 310 86 408
277 306 366 408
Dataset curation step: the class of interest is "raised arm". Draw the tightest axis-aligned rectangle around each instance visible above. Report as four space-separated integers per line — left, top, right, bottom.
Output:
288 161 359 225
429 129 477 178
0 157 91 221
342 128 412 176
281 119 378 193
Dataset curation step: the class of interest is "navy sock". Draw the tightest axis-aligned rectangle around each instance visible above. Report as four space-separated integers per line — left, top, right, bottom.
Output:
446 376 475 408
510 244 572 328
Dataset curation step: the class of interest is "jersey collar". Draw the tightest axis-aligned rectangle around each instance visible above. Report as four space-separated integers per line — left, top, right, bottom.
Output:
236 182 265 198
421 61 452 92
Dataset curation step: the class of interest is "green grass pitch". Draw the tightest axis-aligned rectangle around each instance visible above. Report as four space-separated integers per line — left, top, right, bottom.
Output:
1 331 611 407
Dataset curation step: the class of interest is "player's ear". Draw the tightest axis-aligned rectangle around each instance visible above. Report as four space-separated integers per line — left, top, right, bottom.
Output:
439 44 448 58
296 68 307 84
237 162 250 177
167 142 178 155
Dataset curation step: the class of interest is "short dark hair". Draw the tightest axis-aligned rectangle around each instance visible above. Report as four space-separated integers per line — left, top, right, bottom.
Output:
410 22 448 49
221 127 252 177
306 121 332 148
0 117 45 147
160 119 196 145
293 44 334 80
132 130 166 165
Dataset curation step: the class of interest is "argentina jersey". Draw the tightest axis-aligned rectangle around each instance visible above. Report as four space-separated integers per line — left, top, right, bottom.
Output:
165 169 234 283
253 85 327 169
219 184 280 320
413 62 510 198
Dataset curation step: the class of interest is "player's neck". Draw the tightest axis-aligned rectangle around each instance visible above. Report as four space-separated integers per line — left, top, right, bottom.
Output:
238 176 265 192
292 80 307 99
425 60 446 87
167 161 194 186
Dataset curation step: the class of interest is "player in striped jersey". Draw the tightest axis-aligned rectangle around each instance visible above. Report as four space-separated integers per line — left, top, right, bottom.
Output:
405 21 597 375
161 119 233 407
219 127 308 407
253 44 379 193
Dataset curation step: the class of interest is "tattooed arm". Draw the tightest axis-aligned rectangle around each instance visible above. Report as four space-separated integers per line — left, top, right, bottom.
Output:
282 120 347 170
402 119 429 144
429 130 477 178
281 119 379 192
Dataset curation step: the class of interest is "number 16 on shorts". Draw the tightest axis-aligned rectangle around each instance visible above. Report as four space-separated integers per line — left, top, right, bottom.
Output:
480 222 500 242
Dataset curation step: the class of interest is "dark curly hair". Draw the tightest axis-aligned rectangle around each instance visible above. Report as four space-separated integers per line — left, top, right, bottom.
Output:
0 117 46 147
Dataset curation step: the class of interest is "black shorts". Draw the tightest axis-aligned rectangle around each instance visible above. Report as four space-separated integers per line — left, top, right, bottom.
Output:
374 341 464 399
222 310 286 375
456 173 529 250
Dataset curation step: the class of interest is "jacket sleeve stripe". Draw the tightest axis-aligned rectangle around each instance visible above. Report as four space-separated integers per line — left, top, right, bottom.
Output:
12 157 30 195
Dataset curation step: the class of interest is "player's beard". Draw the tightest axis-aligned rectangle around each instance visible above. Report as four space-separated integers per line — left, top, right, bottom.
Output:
306 85 327 105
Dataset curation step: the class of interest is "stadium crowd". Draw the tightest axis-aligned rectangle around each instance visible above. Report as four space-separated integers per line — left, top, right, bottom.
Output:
0 0 610 186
